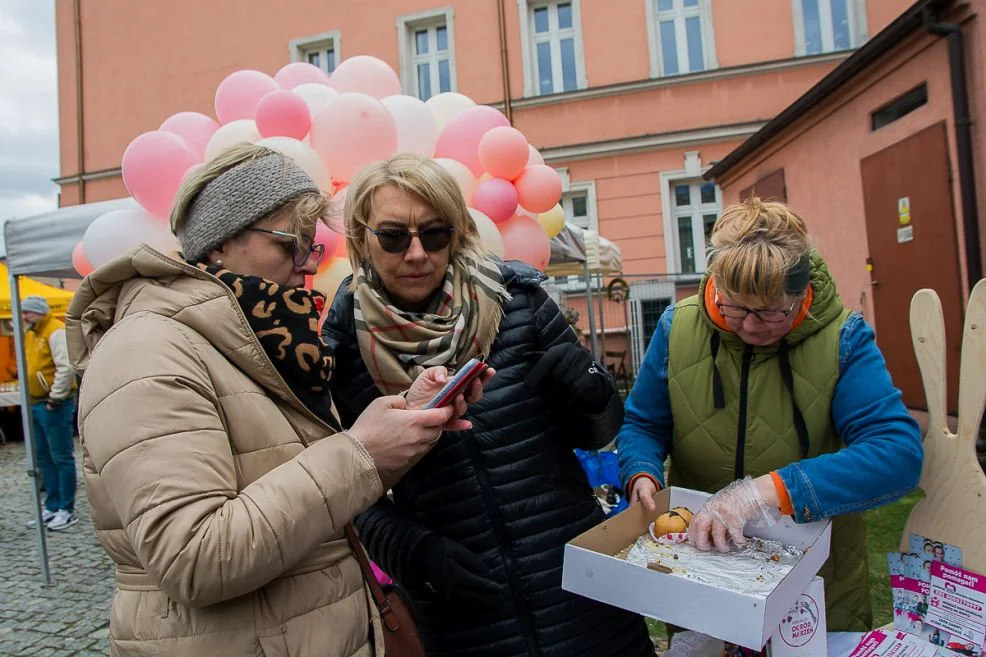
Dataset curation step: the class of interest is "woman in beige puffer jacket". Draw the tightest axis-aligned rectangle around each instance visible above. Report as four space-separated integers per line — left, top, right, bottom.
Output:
65 144 477 657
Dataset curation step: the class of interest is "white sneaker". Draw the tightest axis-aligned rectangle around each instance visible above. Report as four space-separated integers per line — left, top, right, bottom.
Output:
47 510 78 531
25 509 56 528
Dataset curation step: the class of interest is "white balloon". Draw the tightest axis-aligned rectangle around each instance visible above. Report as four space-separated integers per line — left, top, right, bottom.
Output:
381 95 439 157
468 208 505 258
83 208 176 267
293 83 340 115
204 119 262 162
435 158 477 205
255 136 331 191
425 92 476 132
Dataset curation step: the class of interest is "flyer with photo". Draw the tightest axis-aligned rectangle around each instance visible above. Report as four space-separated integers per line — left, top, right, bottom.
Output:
926 562 986 657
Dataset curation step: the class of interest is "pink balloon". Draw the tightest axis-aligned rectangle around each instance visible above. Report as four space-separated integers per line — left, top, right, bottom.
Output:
256 90 312 140
528 144 545 166
214 69 279 124
471 178 519 225
327 55 402 99
434 106 510 176
121 130 200 220
309 93 398 183
500 214 551 271
314 221 339 270
72 242 94 277
159 112 219 161
274 62 330 89
479 127 530 181
514 165 563 214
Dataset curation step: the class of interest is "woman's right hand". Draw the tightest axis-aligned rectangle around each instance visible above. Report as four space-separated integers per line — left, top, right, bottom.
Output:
348 395 455 487
629 476 658 513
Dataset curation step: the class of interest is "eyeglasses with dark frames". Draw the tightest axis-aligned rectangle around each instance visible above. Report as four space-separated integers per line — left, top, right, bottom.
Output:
247 227 324 268
362 222 455 254
714 286 803 325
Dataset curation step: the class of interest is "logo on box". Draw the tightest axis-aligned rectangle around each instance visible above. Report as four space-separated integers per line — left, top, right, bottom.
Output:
779 594 821 648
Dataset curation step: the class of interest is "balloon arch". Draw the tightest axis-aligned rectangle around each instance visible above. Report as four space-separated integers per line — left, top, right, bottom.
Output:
75 56 568 300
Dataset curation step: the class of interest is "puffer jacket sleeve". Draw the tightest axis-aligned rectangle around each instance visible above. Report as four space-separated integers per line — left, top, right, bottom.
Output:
530 285 624 450
354 497 436 586
79 314 383 608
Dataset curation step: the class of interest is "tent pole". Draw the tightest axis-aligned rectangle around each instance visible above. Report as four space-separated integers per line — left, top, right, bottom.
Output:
9 271 53 586
596 273 607 360
584 260 599 359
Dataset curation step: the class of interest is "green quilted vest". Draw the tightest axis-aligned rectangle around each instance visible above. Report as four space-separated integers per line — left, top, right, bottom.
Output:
667 253 872 631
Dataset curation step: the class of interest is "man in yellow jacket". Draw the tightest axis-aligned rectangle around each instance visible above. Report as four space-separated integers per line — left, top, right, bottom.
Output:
23 295 78 530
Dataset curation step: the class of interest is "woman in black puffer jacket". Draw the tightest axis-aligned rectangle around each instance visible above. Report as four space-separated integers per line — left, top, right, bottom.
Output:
322 154 654 657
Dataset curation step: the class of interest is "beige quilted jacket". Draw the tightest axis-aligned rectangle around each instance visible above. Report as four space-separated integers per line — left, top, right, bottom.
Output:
65 246 385 657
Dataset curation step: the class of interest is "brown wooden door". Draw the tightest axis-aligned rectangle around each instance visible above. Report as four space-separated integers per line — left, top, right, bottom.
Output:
861 122 964 413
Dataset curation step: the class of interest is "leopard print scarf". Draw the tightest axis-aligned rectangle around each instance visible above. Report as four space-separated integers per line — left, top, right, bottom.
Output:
198 264 335 421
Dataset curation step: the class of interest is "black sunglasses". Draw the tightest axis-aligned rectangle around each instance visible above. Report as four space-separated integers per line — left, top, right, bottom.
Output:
365 223 455 254
247 227 325 268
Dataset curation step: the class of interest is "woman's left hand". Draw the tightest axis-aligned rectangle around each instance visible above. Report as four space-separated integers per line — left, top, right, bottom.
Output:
406 366 496 432
688 475 781 552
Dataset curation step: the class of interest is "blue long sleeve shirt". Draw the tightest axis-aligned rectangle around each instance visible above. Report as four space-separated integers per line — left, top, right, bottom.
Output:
616 306 923 522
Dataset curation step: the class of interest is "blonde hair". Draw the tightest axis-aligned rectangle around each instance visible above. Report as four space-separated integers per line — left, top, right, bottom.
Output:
343 153 485 281
169 143 329 260
706 197 813 308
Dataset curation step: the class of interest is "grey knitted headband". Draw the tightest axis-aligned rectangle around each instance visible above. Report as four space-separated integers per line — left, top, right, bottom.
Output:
177 153 320 261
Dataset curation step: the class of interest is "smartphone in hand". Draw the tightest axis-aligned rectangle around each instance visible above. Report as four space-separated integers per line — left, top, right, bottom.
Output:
422 358 488 409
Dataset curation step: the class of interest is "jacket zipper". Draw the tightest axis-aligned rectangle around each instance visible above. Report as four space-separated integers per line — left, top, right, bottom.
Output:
734 345 754 480
461 432 543 657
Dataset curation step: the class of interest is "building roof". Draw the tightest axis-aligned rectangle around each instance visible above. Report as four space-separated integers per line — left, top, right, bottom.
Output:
705 0 954 180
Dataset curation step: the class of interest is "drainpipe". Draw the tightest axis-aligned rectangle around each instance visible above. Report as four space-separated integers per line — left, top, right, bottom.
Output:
924 8 982 286
496 0 514 124
74 0 86 204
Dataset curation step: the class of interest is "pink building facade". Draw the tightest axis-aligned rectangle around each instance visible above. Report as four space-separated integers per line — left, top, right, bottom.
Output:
55 0 913 366
707 0 984 411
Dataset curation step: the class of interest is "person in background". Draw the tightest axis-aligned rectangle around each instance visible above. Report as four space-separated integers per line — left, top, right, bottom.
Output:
23 295 78 531
323 153 655 656
617 198 923 631
65 144 485 657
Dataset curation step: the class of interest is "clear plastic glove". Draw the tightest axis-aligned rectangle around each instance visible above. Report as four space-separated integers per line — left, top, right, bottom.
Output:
687 476 781 553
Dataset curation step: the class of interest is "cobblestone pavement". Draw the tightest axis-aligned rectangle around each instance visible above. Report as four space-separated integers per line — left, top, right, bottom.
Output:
0 440 113 656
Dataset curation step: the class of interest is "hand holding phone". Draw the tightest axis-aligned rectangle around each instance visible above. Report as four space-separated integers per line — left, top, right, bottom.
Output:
422 358 489 409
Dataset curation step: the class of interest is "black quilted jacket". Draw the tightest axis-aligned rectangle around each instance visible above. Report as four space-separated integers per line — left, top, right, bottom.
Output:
323 261 654 657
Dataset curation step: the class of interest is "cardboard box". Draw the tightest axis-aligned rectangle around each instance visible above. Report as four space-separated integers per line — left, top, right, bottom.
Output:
562 486 832 650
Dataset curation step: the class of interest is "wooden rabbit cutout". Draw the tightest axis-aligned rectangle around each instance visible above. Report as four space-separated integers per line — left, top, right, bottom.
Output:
903 279 986 574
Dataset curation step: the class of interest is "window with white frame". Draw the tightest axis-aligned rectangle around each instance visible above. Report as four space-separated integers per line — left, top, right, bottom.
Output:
670 180 721 274
648 0 716 77
552 183 597 288
289 31 341 75
794 0 867 56
530 1 584 95
398 9 456 100
564 190 590 230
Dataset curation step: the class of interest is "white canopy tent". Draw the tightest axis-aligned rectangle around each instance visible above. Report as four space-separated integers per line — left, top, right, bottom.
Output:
4 197 135 584
545 223 624 359
4 200 623 583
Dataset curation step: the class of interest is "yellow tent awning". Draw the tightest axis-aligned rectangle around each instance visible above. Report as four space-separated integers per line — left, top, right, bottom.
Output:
0 262 75 320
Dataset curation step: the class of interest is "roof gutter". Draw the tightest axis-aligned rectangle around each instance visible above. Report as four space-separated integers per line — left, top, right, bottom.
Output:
923 6 982 286
704 0 953 181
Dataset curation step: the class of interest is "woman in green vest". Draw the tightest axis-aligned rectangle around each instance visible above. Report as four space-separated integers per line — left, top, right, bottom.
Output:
616 198 923 631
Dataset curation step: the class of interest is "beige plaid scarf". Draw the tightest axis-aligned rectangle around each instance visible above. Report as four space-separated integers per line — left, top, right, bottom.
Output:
354 256 509 395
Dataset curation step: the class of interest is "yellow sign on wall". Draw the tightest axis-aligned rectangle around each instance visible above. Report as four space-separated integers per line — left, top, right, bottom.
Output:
898 197 911 226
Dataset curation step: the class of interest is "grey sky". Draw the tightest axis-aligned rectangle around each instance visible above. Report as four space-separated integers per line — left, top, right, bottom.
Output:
0 0 58 240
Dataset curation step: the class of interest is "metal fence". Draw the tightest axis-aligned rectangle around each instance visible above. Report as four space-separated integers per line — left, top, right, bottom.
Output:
543 273 704 395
